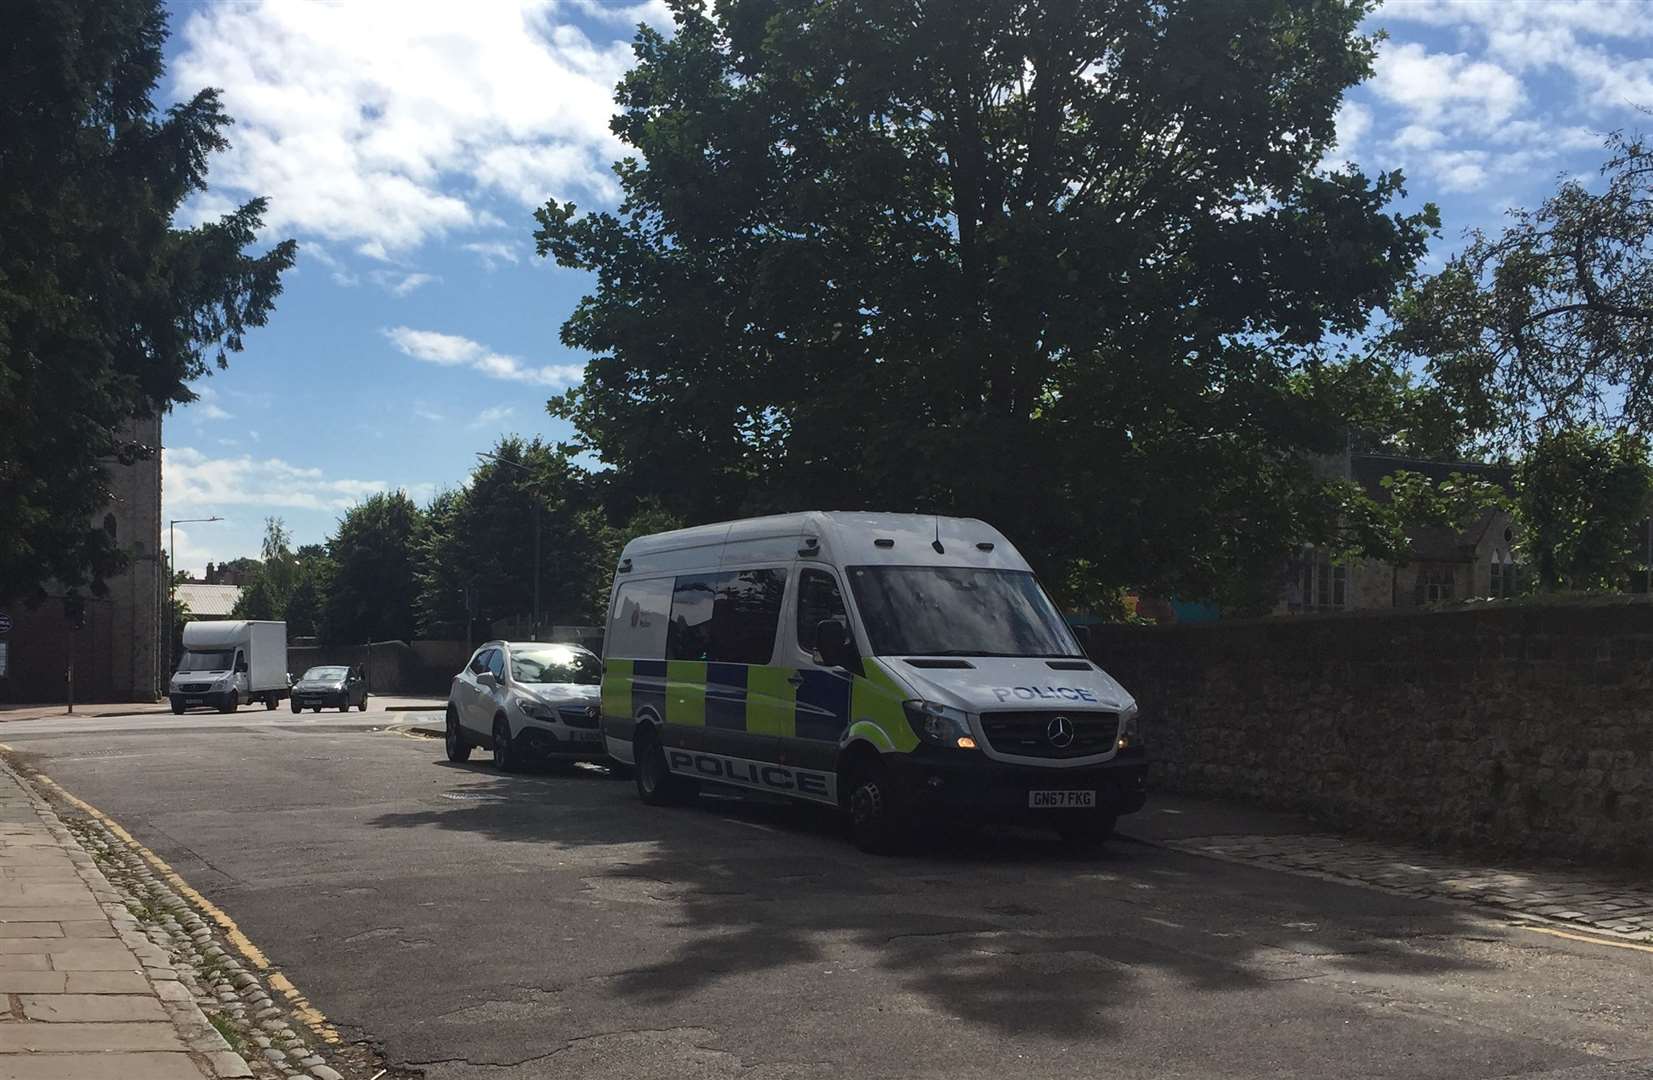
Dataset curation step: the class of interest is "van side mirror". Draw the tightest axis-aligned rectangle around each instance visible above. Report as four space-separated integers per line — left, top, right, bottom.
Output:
235 656 249 673
814 619 855 669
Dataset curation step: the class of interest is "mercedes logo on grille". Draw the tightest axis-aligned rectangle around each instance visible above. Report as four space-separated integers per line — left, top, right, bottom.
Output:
1046 715 1075 748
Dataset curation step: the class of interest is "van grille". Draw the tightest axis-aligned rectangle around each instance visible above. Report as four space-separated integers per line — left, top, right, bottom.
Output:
180 683 212 694
979 711 1119 759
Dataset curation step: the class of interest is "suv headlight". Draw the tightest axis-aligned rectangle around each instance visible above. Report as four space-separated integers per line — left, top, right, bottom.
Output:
517 698 556 721
902 701 977 750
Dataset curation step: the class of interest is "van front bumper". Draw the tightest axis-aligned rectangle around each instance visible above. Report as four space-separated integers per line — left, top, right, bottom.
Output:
887 749 1149 821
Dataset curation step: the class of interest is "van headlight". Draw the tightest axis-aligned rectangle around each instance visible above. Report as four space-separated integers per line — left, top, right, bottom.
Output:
903 701 977 750
1117 703 1140 750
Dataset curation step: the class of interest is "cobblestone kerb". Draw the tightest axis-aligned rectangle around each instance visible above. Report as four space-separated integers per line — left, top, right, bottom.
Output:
1170 833 1653 942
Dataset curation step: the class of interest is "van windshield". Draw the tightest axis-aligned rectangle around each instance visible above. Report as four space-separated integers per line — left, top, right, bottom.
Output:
177 650 234 672
845 566 1082 658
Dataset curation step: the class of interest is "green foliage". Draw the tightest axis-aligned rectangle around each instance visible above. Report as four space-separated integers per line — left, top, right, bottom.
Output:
0 0 295 603
1376 470 1511 566
230 518 296 621
282 547 333 638
535 0 1438 602
323 492 422 644
416 438 616 639
1391 133 1653 444
1516 428 1653 592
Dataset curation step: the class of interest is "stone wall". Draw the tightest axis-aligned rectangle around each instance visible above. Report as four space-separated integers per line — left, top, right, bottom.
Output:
1088 601 1653 864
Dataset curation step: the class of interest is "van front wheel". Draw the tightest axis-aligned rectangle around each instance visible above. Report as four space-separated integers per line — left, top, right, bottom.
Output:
634 725 694 806
846 759 908 855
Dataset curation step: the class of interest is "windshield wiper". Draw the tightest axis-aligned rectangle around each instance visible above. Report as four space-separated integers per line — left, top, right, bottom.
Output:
908 650 1086 659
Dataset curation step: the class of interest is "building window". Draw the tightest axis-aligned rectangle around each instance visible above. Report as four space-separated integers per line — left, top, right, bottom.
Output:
1416 566 1455 604
1292 550 1347 612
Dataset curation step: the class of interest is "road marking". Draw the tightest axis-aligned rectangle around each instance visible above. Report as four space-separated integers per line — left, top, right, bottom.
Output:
1519 924 1653 954
24 767 344 1044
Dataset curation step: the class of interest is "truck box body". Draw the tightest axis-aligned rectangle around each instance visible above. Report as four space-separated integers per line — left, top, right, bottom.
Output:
179 621 288 692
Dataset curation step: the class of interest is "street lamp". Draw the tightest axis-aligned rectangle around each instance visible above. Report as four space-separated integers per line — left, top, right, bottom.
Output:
168 516 222 673
477 453 543 640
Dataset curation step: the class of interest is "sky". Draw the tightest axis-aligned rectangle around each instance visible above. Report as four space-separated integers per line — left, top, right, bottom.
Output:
158 0 1653 575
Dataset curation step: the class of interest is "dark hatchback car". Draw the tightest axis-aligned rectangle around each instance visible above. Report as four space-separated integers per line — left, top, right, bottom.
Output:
290 665 369 713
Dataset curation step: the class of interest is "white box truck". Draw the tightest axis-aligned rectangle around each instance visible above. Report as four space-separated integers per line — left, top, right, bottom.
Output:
170 621 289 714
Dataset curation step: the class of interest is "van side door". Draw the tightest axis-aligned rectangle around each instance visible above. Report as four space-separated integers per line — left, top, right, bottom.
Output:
785 567 855 775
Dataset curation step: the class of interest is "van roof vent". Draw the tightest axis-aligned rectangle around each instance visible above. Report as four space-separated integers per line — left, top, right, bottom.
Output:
874 538 895 548
976 542 995 551
1046 659 1093 671
904 658 975 670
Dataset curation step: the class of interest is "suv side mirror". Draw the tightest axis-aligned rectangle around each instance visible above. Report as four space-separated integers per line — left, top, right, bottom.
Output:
814 619 855 669
477 670 497 688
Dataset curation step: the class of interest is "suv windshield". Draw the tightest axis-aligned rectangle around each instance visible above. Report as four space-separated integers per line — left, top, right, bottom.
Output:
510 646 601 685
303 667 348 681
846 566 1082 658
177 650 234 672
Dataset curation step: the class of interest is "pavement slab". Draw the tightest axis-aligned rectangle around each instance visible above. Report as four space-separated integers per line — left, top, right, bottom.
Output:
0 760 246 1079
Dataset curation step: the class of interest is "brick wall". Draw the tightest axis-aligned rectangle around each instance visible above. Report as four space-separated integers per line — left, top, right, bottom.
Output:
1089 601 1653 864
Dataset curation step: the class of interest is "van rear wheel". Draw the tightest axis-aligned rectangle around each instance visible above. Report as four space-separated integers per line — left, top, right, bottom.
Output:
634 725 695 806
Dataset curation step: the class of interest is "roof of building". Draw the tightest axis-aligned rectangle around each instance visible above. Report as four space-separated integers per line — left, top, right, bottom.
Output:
176 582 242 617
1349 454 1514 504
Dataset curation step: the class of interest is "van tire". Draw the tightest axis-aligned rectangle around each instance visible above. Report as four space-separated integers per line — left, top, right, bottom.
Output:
219 691 239 715
634 724 694 806
291 700 302 714
265 694 278 710
445 709 472 763
846 758 908 855
170 698 185 715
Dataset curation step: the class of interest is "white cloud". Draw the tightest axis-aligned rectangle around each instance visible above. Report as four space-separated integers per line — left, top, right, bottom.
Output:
471 406 517 428
1331 102 1371 162
165 447 388 513
185 384 234 421
1371 42 1524 134
383 325 586 388
199 403 234 420
373 271 438 297
171 1 635 257
462 241 522 270
412 405 446 423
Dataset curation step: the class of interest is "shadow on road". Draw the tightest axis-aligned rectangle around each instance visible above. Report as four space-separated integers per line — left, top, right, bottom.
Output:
365 756 1495 1042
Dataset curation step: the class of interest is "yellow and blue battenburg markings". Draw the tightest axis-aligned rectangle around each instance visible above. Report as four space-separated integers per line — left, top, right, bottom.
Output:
601 656 916 753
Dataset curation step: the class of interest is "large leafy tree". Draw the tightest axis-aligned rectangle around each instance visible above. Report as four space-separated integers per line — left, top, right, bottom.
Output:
1393 134 1653 445
536 0 1436 601
0 0 295 603
323 492 424 644
1516 427 1653 592
417 438 616 639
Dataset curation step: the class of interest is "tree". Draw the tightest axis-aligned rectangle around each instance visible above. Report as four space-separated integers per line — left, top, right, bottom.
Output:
535 0 1437 603
230 518 296 620
323 493 423 644
416 438 615 639
0 0 296 603
1392 133 1653 445
1516 428 1653 592
283 545 332 638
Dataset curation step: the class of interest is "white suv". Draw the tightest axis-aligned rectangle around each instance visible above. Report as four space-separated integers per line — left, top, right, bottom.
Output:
444 641 605 770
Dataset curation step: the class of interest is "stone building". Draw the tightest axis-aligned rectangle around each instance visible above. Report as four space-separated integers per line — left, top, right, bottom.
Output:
0 415 164 703
1279 452 1518 615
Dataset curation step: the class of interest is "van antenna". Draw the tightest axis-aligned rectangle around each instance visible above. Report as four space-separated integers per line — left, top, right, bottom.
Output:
931 514 945 555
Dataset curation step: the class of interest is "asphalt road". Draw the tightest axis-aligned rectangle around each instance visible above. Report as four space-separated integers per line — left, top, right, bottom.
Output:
3 708 1651 1080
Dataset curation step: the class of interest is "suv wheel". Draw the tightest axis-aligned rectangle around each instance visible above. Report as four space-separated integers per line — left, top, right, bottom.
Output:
445 707 472 763
492 716 517 772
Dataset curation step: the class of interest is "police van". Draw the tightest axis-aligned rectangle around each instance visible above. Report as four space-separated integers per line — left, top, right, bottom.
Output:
600 512 1147 852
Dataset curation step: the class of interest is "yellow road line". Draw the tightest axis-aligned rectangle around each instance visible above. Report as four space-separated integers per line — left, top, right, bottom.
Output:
26 768 343 1044
1519 924 1653 955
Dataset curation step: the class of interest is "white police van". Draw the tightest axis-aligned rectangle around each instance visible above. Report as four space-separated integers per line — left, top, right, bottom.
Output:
599 512 1147 852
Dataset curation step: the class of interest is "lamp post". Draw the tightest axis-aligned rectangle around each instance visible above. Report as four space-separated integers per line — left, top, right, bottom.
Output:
168 516 223 674
477 453 543 640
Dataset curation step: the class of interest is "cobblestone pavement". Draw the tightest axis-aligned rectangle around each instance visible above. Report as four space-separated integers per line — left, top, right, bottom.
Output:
1166 833 1653 941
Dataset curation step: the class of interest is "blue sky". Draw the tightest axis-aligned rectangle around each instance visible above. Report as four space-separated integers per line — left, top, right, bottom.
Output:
158 0 1653 574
